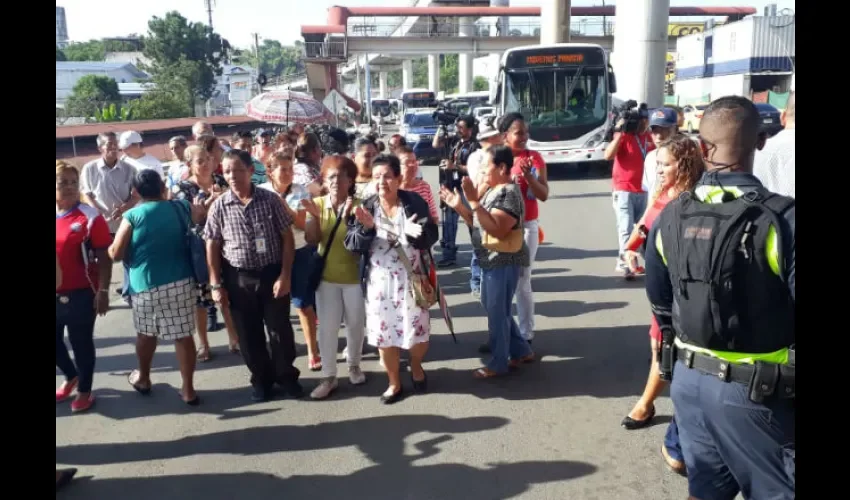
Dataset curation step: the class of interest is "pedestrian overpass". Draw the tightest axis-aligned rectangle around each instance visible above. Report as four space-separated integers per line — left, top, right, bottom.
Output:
294 3 756 112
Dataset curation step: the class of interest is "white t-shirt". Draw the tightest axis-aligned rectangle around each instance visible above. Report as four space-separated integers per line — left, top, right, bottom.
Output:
641 149 659 195
123 153 164 179
466 149 486 186
258 182 311 249
754 129 795 198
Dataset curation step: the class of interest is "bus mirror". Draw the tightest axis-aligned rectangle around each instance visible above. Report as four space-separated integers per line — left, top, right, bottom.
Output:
489 69 501 105
608 65 618 94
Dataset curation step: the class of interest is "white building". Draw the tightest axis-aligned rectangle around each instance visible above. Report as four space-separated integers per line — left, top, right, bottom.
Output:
56 61 150 105
674 15 795 105
206 64 259 116
56 6 69 48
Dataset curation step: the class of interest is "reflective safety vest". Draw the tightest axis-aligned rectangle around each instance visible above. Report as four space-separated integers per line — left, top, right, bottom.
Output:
655 185 790 365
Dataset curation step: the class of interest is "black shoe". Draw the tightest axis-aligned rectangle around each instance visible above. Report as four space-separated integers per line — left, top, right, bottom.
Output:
380 388 404 405
621 406 656 430
411 372 428 393
56 468 78 491
251 385 274 402
280 381 305 399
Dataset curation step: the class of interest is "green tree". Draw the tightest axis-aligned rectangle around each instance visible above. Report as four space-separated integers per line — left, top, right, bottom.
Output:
142 11 230 103
473 76 489 91
130 90 193 120
56 47 66 61
440 54 459 94
63 40 105 61
234 39 304 77
65 75 121 118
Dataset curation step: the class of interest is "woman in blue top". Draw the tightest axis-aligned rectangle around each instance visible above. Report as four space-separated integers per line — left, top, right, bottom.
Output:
109 169 205 405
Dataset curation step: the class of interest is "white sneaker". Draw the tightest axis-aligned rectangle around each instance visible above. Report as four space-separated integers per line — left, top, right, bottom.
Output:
349 366 366 385
341 346 348 362
310 377 338 400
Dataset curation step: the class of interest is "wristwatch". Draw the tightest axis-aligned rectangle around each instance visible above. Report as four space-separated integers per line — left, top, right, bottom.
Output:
210 283 223 291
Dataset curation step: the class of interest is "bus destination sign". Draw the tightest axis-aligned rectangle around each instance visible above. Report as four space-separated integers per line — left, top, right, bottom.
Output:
526 53 584 65
407 92 434 99
508 46 605 68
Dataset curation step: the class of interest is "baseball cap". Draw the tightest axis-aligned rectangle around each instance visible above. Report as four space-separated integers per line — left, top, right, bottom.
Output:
478 114 501 140
118 130 143 149
649 108 677 128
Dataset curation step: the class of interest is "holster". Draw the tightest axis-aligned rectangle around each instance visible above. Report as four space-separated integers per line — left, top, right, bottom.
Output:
748 347 795 403
658 325 676 381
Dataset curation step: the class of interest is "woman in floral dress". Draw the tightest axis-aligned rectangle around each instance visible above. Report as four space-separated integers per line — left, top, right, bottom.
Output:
170 144 240 361
346 155 439 404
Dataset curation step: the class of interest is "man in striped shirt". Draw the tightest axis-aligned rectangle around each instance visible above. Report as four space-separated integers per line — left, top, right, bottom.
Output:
754 92 795 198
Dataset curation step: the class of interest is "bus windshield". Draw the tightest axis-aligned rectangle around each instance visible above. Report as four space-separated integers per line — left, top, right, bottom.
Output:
504 65 608 142
402 92 436 109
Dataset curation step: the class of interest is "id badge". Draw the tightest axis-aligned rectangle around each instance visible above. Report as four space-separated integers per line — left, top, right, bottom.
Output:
255 237 267 254
452 171 459 181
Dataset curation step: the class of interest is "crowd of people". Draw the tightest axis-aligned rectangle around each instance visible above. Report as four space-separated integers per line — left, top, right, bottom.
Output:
57 91 794 497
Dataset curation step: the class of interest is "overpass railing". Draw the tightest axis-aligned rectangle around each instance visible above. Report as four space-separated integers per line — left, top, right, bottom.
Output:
346 18 612 38
302 39 348 62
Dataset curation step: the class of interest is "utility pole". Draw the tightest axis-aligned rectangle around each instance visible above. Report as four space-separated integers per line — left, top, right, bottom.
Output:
253 33 261 66
204 0 215 30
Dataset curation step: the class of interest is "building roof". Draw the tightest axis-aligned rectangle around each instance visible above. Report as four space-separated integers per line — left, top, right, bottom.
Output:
55 115 264 140
117 82 154 95
56 61 149 79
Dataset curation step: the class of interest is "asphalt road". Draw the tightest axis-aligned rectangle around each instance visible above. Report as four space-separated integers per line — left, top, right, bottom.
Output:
56 165 691 499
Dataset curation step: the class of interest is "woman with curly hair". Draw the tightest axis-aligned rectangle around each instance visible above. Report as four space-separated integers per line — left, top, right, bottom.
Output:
619 134 706 475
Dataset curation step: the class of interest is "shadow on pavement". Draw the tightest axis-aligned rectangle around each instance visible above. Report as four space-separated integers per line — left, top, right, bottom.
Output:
57 414 509 465
59 460 597 500
441 299 627 319
548 191 612 200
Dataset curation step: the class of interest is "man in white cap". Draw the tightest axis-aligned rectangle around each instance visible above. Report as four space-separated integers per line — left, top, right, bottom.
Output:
119 130 164 179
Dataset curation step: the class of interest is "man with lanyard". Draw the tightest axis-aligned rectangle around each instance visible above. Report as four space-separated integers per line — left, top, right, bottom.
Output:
432 114 480 267
604 105 652 279
645 96 795 500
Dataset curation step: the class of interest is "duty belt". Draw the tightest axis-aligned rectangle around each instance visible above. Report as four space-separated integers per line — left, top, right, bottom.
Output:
676 348 795 400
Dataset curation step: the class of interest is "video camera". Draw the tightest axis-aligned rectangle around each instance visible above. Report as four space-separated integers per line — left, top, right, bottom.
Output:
605 100 649 141
432 105 460 127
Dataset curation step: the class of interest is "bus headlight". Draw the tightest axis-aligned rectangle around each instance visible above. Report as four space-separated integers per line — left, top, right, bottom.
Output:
583 134 603 148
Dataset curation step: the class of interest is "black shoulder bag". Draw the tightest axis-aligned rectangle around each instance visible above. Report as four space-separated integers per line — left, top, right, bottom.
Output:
305 204 344 294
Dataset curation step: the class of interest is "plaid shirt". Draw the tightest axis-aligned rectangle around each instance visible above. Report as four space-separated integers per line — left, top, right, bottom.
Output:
204 186 293 270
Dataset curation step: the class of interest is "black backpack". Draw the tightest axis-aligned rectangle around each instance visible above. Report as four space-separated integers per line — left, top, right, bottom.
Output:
658 187 795 353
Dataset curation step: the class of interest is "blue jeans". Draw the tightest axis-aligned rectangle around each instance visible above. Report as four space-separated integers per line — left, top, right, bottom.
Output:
440 206 459 261
664 416 683 462
612 191 647 268
481 265 532 374
671 360 795 499
469 252 481 292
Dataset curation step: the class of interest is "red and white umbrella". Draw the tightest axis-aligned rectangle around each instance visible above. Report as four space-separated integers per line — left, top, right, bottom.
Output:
245 90 334 125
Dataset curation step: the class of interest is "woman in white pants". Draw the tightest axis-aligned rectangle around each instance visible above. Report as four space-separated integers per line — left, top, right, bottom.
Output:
302 156 367 400
501 113 549 344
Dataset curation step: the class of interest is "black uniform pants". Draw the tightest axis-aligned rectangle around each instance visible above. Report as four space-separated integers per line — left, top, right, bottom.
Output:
223 261 300 390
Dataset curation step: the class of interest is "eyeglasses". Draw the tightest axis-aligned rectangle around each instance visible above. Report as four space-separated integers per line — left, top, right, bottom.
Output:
56 180 79 188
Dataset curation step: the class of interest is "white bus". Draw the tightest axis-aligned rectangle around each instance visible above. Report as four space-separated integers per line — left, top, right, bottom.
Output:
493 43 618 169
397 89 437 124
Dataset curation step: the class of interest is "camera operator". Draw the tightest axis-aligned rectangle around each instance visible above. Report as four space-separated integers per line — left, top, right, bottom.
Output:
432 113 481 267
604 103 652 279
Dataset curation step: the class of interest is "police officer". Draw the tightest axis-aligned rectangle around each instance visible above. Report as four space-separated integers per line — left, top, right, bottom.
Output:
432 114 480 267
645 95 795 499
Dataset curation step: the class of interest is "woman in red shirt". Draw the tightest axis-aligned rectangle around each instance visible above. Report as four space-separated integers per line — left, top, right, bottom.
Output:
56 160 113 413
620 135 704 433
500 113 549 345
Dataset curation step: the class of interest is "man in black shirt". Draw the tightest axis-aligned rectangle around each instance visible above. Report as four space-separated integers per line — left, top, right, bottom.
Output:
432 114 480 267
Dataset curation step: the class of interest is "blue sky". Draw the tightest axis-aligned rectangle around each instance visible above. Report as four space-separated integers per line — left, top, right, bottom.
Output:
59 0 796 49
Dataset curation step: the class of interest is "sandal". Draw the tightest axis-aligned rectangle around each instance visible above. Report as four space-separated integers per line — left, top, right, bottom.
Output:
229 343 241 354
473 367 501 379
197 346 213 362
308 355 322 371
508 353 536 369
128 369 151 395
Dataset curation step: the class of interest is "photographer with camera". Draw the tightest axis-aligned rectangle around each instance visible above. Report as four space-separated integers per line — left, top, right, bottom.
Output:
432 113 481 267
604 102 652 279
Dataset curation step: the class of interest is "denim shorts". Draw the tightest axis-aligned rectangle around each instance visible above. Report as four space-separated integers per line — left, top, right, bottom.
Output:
291 245 317 310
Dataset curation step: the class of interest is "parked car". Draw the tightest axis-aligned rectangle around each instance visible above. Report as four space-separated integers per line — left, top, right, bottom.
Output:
400 110 442 162
755 103 783 137
681 103 709 134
